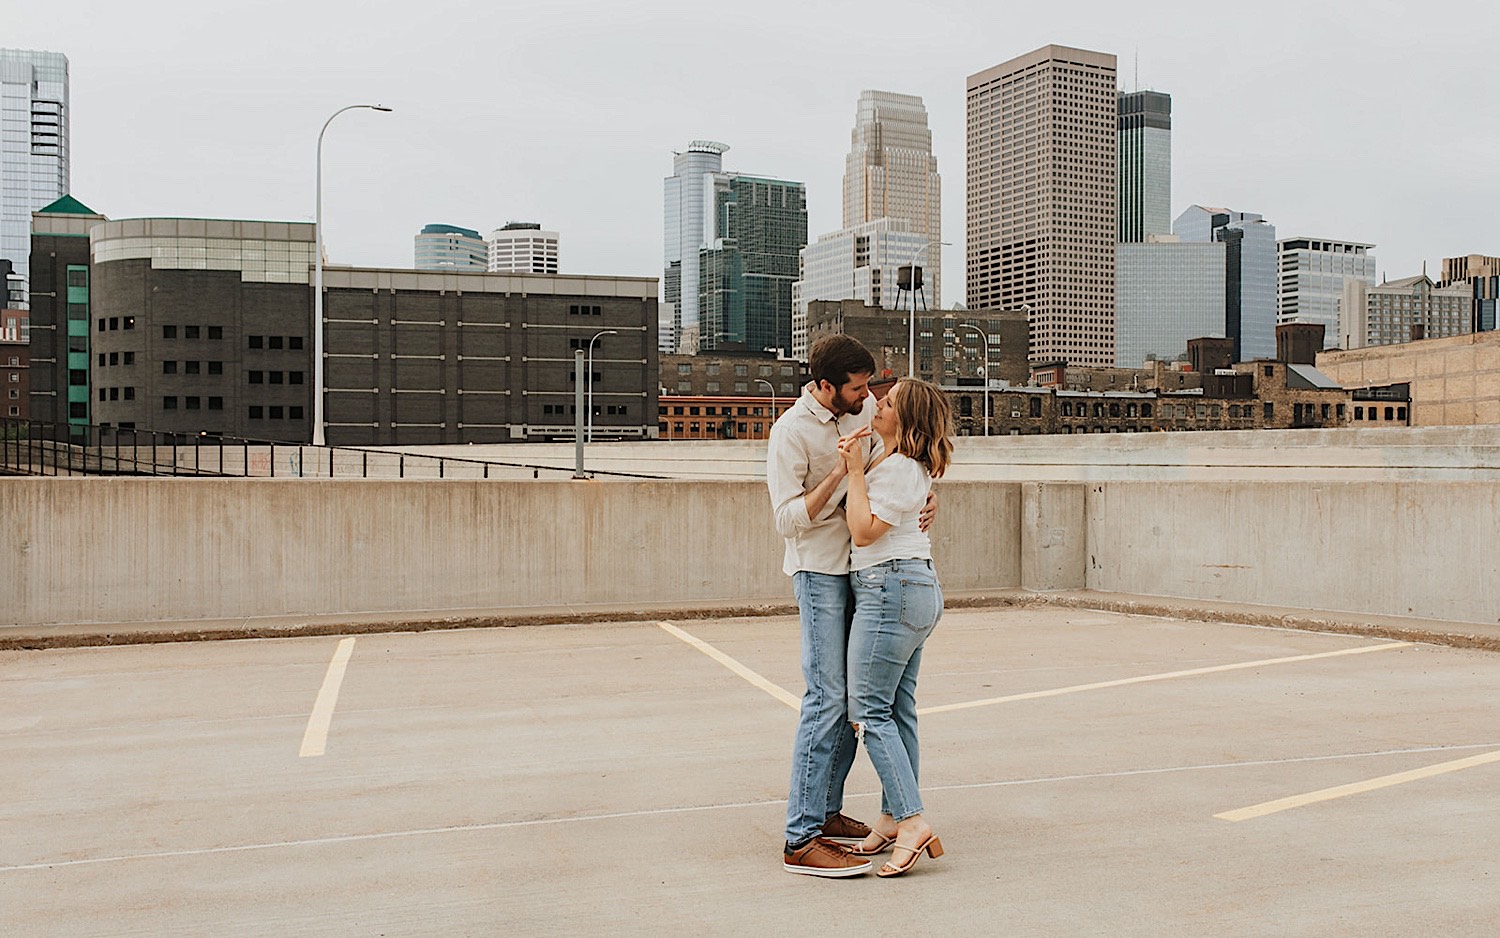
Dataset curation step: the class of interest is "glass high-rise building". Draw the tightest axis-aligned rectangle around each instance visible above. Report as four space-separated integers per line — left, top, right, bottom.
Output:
665 142 805 355
967 45 1118 367
663 141 728 354
843 90 941 299
414 224 486 271
1277 238 1377 349
1175 205 1277 361
1117 91 1171 243
698 174 806 355
1115 238 1226 367
1 49 69 306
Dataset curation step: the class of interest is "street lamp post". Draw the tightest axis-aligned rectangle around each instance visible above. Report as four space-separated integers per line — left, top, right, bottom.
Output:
755 378 776 437
314 103 392 447
959 323 991 437
902 240 950 378
586 329 618 442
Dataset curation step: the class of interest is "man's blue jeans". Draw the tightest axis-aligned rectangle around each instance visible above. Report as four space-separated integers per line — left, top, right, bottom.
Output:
847 558 942 822
785 571 858 846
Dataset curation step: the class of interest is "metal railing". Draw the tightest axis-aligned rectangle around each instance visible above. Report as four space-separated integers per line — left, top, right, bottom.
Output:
0 418 664 481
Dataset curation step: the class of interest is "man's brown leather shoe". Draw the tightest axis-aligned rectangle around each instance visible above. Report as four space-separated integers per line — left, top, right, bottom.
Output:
783 837 872 878
820 812 873 844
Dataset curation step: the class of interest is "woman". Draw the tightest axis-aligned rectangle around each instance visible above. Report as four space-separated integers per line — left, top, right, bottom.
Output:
835 377 953 878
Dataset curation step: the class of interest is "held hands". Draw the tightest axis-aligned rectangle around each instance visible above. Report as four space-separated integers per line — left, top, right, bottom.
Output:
836 426 872 474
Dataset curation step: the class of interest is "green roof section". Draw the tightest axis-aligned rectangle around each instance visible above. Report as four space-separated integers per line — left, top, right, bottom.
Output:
37 195 100 216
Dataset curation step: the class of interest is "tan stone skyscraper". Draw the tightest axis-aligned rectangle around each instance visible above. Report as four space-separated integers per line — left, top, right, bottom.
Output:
967 45 1117 366
843 90 941 304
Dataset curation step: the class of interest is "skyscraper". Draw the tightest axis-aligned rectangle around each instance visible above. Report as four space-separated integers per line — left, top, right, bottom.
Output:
967 45 1118 367
843 90 942 298
698 173 806 355
488 222 559 274
791 218 932 359
1 49 69 306
1117 91 1171 243
663 141 728 354
1277 238 1377 349
664 142 805 355
1115 237 1226 367
1175 205 1278 361
413 224 487 271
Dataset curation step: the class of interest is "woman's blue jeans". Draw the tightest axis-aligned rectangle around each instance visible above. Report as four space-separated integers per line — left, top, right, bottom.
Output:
848 558 943 823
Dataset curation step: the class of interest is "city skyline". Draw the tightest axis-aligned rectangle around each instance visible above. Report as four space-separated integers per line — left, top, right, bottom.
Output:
5 2 1497 301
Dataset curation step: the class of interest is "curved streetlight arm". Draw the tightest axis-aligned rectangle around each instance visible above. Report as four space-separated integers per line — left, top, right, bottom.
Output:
586 329 618 443
755 378 777 435
958 323 991 437
313 104 392 447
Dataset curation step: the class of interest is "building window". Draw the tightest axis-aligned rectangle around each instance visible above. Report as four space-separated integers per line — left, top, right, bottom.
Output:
289 336 303 350
269 336 283 349
1263 365 1274 377
67 303 88 320
1354 406 1363 420
248 335 262 349
208 361 223 375
1397 406 1408 421
1061 402 1072 416
123 317 135 331
735 364 748 376
185 361 201 375
163 361 177 374
706 363 720 376
163 396 178 410
185 326 200 339
249 371 263 384
1321 403 1330 420
568 304 602 316
1336 404 1345 419
1031 397 1042 417
109 317 119 331
677 363 692 374
163 325 177 339
735 382 748 393
98 388 106 402
66 269 88 287
249 406 263 419
124 352 135 365
123 387 135 401
290 406 304 420
269 406 284 419
1264 402 1274 420
706 381 719 393
1141 403 1153 418
1384 406 1395 420
269 371 284 384
208 396 223 410
109 387 120 401
185 396 201 410
208 326 223 340
759 365 772 377
677 380 691 392
289 371 304 385
69 369 87 386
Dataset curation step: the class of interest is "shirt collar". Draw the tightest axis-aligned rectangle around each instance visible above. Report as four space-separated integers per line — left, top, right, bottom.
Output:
799 382 838 424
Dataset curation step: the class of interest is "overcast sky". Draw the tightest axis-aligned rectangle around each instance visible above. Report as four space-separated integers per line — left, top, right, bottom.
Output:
10 0 1497 297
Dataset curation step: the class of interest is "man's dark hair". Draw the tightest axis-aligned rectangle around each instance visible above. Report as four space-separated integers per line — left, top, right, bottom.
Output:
808 335 876 390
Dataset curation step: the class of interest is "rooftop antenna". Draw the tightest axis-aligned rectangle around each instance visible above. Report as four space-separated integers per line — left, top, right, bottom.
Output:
1134 47 1139 92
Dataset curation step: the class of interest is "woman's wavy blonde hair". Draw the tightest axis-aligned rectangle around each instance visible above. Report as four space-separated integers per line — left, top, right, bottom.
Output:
889 378 953 478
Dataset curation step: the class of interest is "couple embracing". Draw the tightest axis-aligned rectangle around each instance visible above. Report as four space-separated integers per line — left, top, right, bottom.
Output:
766 335 954 879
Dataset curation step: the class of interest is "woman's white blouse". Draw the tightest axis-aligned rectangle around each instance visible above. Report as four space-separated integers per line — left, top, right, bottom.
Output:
849 453 933 571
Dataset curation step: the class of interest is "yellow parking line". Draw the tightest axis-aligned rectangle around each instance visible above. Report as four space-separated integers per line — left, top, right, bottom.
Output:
1215 747 1500 822
658 622 800 711
918 641 1412 715
299 637 356 758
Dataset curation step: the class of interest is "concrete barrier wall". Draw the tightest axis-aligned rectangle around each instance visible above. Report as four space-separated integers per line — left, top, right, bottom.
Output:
1085 481 1500 626
1 478 1020 627
5 477 1496 628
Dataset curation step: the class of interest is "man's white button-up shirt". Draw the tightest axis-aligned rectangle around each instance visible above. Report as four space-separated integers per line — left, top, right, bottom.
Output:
765 383 876 576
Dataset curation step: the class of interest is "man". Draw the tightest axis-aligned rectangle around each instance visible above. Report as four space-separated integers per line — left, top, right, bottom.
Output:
766 335 934 877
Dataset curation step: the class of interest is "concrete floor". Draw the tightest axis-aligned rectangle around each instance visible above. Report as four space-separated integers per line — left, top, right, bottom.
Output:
3 607 1498 936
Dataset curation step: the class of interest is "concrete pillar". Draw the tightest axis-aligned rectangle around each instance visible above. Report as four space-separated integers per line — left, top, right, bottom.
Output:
1021 482 1086 591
